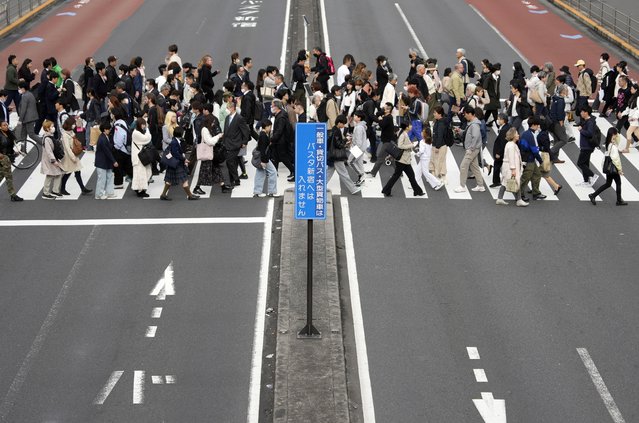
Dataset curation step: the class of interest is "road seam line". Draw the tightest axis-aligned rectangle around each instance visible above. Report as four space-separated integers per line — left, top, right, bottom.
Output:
394 3 429 59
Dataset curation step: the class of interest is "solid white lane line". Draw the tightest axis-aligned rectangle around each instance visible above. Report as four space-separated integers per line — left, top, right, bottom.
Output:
93 370 124 405
0 217 267 227
340 197 376 423
151 307 163 318
246 198 274 423
577 348 626 423
133 370 145 405
394 3 428 59
145 326 157 338
468 4 531 66
279 0 292 75
474 369 488 383
0 227 100 419
467 347 481 360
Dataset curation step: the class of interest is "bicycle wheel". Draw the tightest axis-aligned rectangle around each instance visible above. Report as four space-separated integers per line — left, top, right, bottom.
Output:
13 139 41 170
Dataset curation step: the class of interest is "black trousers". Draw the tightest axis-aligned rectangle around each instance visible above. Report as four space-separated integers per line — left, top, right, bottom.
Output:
226 153 240 185
492 159 503 186
113 150 133 185
272 144 295 174
61 171 87 191
592 172 622 201
577 150 594 182
382 161 424 196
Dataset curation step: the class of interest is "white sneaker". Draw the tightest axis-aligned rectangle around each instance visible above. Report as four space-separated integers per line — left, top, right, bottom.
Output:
453 186 467 193
589 174 599 186
435 182 444 191
576 181 590 187
471 185 486 192
95 195 108 200
440 175 447 185
107 193 117 199
516 199 529 207
495 199 508 205
631 141 639 148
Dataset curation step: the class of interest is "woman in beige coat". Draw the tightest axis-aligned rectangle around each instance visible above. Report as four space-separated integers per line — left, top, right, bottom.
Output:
40 120 65 199
59 116 92 196
381 121 425 197
131 117 153 197
496 127 528 206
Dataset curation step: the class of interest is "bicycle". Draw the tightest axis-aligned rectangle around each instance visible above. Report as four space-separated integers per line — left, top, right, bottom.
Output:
12 124 41 170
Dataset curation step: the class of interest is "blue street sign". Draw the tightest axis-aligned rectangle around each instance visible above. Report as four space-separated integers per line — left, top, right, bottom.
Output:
295 123 327 220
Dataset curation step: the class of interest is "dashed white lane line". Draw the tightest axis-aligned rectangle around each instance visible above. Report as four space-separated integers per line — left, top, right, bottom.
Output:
93 370 124 405
145 326 157 338
577 348 626 423
467 347 481 360
133 370 145 405
474 369 488 383
151 307 163 318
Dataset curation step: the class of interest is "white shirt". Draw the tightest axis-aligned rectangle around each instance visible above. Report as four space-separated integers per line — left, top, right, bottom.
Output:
336 64 350 86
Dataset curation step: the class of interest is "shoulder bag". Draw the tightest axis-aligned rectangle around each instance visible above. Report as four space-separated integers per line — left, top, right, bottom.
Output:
161 147 179 169
505 177 519 193
196 142 214 161
540 151 551 172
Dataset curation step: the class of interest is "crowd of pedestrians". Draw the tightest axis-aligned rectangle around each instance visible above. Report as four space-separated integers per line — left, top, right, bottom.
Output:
1 44 637 206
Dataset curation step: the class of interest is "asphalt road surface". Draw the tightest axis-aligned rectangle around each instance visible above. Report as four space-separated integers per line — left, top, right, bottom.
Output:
1 0 638 422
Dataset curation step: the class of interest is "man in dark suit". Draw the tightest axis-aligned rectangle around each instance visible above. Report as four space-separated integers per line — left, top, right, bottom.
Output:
222 99 250 186
240 80 258 140
270 99 295 181
17 82 42 144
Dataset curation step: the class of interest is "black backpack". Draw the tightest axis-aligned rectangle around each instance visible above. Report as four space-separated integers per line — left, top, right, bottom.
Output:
588 117 602 149
253 99 264 122
109 122 133 149
316 98 329 123
464 59 476 78
48 136 65 160
584 68 597 93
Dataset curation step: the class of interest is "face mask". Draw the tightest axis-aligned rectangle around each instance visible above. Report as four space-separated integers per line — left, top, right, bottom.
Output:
600 58 604 63
495 70 501 76
382 61 387 66
512 66 516 71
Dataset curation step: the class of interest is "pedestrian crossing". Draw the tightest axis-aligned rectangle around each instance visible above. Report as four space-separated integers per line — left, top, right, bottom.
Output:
4 119 639 203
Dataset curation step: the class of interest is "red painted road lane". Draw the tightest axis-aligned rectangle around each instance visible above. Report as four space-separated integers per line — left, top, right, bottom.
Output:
468 0 625 75
0 0 144 85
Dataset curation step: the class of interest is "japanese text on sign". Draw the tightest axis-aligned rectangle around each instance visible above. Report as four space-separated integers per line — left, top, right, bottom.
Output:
295 123 327 220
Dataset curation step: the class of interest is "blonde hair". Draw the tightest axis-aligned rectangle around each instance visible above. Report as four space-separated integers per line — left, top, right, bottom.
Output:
164 111 177 137
42 119 54 132
506 127 519 141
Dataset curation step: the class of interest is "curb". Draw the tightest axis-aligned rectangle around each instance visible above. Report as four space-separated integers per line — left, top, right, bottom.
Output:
0 0 57 39
548 0 639 60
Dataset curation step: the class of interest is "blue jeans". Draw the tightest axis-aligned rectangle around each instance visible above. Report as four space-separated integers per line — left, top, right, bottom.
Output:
408 119 423 142
253 160 277 195
95 168 114 198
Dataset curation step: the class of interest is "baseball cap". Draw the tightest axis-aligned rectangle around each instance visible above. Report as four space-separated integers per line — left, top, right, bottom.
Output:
574 59 586 67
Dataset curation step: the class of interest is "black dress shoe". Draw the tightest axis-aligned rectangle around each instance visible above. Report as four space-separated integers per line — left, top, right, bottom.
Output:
60 189 71 195
188 195 200 200
489 183 500 188
588 193 596 205
616 200 628 206
239 173 249 180
382 192 392 197
554 185 562 195
414 192 426 197
81 188 93 194
221 186 232 193
193 187 205 195
51 192 63 197
160 195 172 201
533 194 547 200
10 194 23 202
233 180 241 186
552 159 565 164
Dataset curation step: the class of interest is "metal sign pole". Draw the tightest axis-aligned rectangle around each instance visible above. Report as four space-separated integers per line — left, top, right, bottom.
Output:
298 219 320 338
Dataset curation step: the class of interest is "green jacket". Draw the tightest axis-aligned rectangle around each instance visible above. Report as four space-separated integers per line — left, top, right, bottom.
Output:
4 64 18 90
53 64 63 88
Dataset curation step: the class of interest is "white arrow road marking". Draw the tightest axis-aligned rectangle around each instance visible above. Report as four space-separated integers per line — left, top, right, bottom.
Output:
93 371 124 405
474 392 507 423
56 12 77 16
150 262 175 300
529 10 549 14
560 34 583 39
474 369 488 383
133 371 145 404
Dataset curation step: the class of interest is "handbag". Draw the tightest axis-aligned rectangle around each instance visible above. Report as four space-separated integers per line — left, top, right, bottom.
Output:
196 142 214 161
328 136 348 161
385 142 403 160
160 147 179 169
136 143 159 166
71 136 84 156
89 126 100 146
602 155 618 175
251 149 262 168
540 151 551 172
213 142 227 164
505 177 519 193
